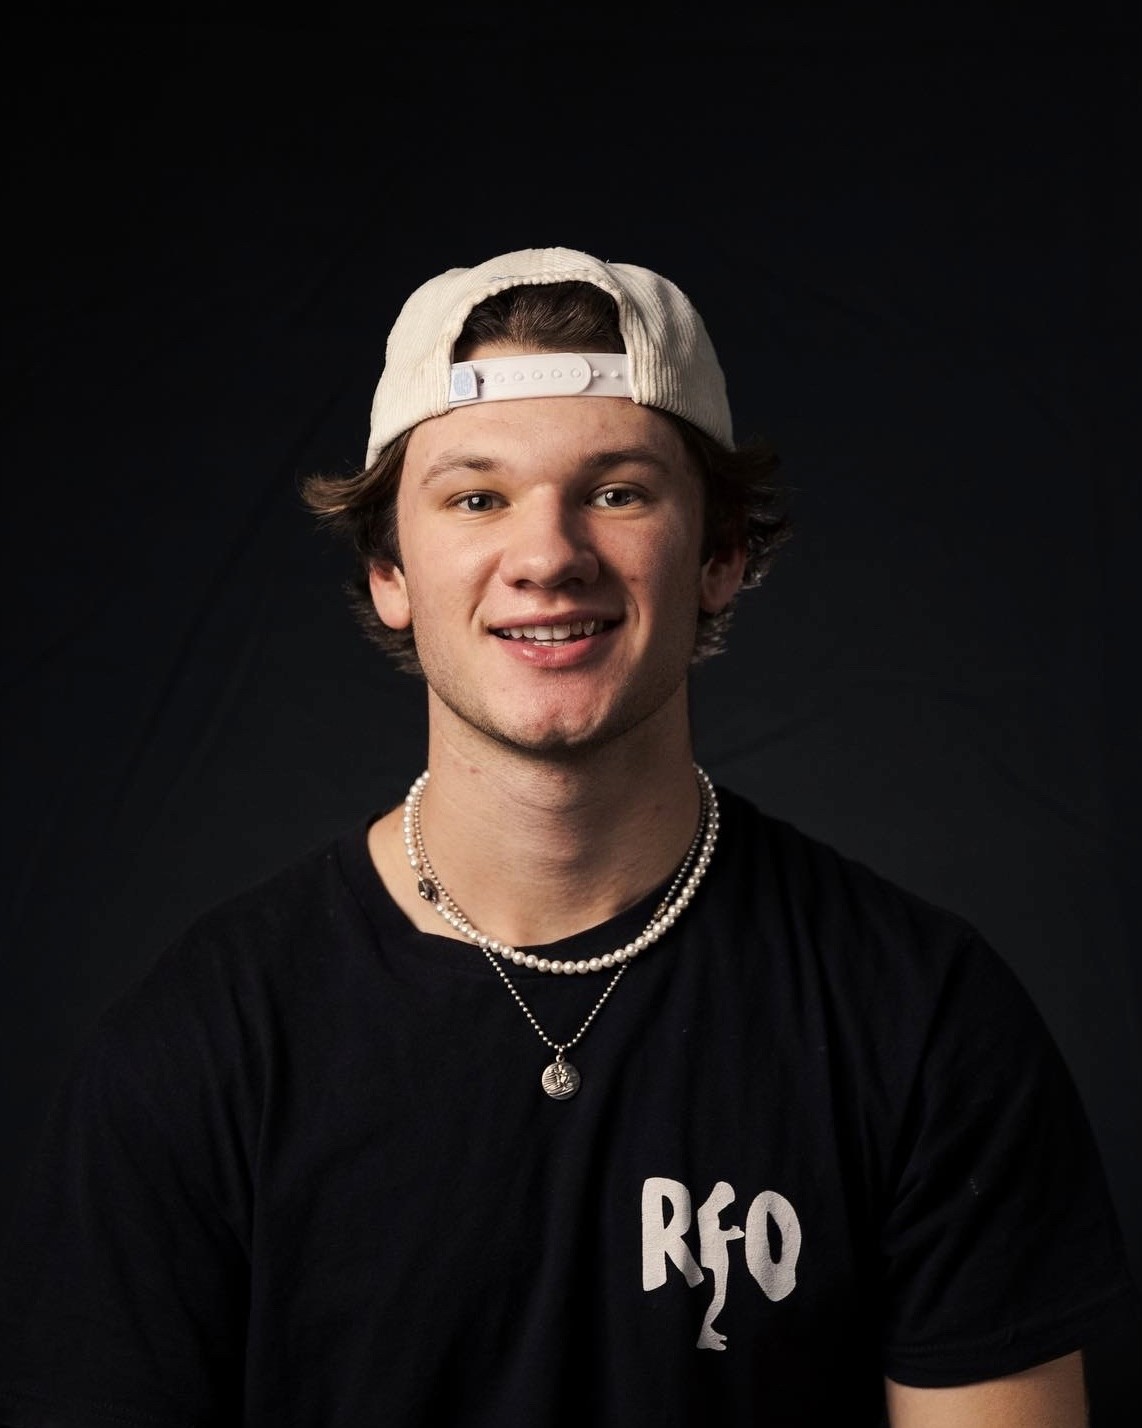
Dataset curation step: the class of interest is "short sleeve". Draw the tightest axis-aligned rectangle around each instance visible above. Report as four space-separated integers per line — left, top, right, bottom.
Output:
880 932 1139 1385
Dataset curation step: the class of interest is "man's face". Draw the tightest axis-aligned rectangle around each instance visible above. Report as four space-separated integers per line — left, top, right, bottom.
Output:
369 361 744 760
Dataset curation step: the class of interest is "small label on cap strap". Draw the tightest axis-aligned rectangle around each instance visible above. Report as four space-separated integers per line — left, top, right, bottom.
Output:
448 353 631 407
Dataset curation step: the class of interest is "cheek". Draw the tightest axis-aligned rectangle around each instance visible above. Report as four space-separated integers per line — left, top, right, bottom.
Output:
636 529 704 601
402 551 484 627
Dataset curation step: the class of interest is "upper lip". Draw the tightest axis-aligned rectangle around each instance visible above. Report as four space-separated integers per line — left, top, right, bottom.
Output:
487 611 619 632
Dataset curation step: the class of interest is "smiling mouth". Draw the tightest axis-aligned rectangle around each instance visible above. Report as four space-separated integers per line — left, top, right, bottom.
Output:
493 619 615 646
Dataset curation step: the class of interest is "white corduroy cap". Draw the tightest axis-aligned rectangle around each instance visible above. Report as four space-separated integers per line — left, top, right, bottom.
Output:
364 247 733 466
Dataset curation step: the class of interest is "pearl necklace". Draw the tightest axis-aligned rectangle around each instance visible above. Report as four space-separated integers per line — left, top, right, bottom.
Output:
402 764 719 1099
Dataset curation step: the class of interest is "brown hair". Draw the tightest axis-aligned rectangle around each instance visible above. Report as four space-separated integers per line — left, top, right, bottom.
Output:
300 281 791 675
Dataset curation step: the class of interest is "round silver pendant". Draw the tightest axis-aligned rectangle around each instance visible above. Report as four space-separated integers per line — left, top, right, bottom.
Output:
541 1058 581 1100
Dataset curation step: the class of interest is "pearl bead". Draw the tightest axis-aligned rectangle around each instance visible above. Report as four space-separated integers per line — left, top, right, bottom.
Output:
402 764 717 978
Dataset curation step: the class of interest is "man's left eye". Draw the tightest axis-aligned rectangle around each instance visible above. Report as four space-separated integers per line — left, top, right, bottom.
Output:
591 488 639 509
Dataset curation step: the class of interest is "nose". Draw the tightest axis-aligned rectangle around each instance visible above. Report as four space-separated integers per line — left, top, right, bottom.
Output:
497 495 600 589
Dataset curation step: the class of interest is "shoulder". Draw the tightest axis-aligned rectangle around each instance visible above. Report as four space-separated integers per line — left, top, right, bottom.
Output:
709 784 1053 1066
715 783 981 959
86 819 378 1065
182 828 359 952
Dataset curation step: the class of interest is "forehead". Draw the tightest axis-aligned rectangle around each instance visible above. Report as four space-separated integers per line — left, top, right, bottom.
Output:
402 393 694 487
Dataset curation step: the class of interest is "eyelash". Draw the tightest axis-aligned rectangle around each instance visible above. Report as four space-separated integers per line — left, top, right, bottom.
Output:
450 487 644 513
590 487 642 509
453 493 500 513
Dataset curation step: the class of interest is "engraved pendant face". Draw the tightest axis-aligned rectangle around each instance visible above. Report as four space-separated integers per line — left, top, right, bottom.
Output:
541 1059 581 1100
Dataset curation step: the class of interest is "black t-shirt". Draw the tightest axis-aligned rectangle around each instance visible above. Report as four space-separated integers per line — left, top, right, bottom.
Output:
0 789 1136 1425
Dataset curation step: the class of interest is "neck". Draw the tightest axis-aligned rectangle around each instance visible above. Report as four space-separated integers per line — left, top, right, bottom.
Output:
374 705 706 948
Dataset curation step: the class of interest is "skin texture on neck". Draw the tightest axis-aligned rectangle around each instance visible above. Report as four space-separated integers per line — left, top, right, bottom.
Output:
372 683 705 948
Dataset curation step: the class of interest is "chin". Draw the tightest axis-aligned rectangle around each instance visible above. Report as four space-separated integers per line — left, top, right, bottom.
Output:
486 721 614 759
430 666 691 760
473 698 673 762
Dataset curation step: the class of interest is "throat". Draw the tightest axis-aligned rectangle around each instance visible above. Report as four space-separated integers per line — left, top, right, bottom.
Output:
398 758 712 949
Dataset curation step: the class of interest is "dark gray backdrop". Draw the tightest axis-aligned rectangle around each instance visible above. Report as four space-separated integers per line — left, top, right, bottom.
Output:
3 11 1139 1419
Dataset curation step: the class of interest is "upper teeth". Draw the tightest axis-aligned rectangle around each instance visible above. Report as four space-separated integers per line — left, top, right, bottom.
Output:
499 619 601 642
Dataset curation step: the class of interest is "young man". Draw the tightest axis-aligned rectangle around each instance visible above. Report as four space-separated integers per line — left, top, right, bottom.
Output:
0 247 1136 1425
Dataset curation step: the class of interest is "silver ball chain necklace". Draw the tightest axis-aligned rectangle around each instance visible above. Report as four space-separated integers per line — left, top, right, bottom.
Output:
403 763 719 1100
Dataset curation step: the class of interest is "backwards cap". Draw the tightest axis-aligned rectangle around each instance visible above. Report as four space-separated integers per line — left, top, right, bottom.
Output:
365 246 733 466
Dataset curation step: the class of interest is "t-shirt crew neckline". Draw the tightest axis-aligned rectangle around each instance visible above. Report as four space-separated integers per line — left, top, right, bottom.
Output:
336 809 710 979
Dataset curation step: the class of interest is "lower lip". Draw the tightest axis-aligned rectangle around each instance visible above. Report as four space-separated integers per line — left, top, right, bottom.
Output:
491 626 615 668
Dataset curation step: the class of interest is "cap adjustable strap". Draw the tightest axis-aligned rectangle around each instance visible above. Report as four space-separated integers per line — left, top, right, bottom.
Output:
448 353 631 408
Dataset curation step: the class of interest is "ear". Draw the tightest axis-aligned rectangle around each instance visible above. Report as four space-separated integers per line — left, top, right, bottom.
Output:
699 543 748 614
368 561 412 630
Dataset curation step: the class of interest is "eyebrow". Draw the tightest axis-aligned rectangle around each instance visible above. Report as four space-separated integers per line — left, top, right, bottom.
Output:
416 445 673 490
